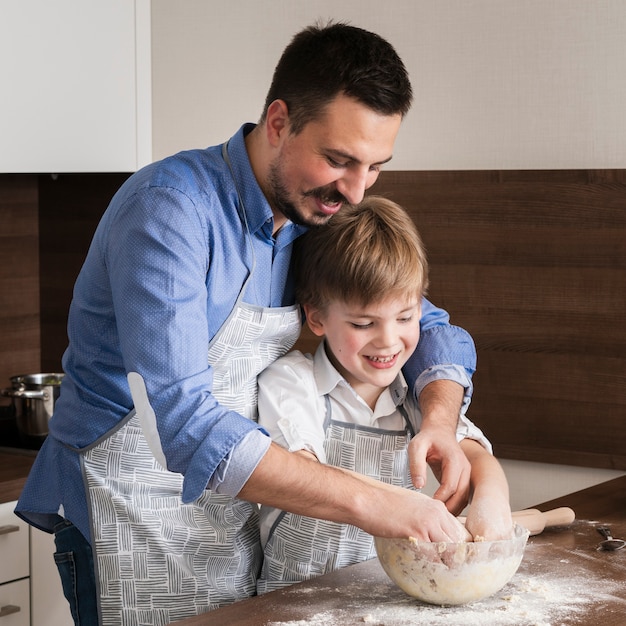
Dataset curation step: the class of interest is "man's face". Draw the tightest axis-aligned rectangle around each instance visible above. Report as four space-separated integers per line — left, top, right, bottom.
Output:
267 94 402 229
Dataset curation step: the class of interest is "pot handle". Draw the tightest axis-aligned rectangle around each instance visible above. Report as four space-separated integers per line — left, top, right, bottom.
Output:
0 388 48 400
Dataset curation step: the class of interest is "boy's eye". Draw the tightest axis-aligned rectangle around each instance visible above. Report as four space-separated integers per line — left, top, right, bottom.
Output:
350 322 373 329
399 316 413 323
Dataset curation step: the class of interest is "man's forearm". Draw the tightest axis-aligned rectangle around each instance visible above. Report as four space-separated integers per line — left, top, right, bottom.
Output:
418 378 465 432
237 441 470 542
409 378 471 512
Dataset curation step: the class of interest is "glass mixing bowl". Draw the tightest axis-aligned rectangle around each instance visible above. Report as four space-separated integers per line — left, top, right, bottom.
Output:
375 523 529 606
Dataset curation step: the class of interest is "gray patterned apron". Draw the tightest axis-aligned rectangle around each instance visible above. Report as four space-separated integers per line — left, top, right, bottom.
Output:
82 302 300 625
257 397 415 594
81 139 302 625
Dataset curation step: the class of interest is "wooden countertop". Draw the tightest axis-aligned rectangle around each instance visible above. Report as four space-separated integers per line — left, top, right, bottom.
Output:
178 475 626 626
0 448 36 503
2 447 624 625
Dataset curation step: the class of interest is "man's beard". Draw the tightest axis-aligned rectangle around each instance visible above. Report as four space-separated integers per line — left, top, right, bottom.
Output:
267 161 350 228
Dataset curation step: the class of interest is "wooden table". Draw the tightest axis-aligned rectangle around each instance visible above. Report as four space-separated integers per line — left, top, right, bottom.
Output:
177 475 626 626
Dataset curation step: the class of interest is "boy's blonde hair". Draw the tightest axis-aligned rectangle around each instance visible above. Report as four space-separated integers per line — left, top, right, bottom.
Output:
294 196 428 310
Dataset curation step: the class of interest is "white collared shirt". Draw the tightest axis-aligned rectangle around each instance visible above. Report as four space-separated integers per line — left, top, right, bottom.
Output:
257 341 491 465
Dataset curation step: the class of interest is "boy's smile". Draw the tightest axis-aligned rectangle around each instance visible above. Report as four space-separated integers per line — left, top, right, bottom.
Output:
305 295 421 408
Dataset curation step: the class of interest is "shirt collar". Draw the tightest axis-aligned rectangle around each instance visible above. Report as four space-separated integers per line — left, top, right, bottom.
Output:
224 124 307 245
312 340 410 409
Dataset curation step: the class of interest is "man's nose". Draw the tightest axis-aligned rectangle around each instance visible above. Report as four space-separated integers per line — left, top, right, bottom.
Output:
335 168 374 205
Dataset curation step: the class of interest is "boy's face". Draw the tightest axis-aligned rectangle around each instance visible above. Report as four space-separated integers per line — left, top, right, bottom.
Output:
305 295 421 401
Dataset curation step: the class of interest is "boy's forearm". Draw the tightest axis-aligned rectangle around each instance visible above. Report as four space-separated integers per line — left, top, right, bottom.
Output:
460 438 512 540
460 438 510 502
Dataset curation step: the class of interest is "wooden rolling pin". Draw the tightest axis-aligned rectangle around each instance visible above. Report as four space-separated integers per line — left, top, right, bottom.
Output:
512 507 576 535
459 507 576 536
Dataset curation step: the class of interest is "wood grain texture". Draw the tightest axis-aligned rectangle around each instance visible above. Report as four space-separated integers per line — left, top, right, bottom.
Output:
0 175 40 395
368 169 626 469
2 170 624 469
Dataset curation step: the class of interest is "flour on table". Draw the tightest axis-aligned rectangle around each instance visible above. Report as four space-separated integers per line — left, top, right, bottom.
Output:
266 547 624 626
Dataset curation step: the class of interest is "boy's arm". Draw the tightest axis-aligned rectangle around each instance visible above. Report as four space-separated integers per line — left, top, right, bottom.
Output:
460 438 513 541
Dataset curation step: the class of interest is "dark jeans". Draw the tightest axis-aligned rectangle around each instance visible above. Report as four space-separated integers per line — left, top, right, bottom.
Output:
53 520 99 626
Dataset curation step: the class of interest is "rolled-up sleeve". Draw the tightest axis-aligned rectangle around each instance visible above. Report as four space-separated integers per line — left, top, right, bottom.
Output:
403 297 477 407
455 413 493 454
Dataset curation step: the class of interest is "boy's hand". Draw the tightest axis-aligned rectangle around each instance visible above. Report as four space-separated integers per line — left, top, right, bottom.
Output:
464 496 514 541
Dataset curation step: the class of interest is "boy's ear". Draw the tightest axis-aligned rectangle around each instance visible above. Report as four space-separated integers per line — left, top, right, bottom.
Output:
303 304 326 337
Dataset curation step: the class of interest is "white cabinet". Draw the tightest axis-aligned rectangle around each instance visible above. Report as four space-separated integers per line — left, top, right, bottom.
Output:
0 580 29 626
0 502 72 626
0 0 151 173
0 502 29 626
29 528 72 626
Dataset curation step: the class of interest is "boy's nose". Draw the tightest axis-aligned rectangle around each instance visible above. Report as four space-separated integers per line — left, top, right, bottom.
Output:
374 324 398 349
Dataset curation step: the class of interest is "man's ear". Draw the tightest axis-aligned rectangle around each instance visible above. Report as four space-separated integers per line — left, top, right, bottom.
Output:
303 303 326 337
265 99 290 147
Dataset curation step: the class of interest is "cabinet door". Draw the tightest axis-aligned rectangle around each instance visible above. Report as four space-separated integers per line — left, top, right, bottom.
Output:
0 579 30 626
0 0 151 173
30 528 73 626
0 502 28 584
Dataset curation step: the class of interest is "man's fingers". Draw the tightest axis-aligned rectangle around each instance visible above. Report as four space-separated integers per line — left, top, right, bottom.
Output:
408 439 428 490
432 458 471 514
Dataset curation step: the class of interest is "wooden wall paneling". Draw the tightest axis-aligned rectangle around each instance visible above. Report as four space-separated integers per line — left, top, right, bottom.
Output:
3 168 624 470
38 173 131 372
0 175 40 394
371 170 626 470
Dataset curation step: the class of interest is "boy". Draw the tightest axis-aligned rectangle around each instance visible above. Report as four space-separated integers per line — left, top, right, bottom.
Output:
257 196 512 593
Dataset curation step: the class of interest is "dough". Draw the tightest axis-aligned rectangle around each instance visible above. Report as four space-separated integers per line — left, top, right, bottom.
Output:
375 524 529 605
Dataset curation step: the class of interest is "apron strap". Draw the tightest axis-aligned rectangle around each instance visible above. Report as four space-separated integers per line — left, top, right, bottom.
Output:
323 394 415 438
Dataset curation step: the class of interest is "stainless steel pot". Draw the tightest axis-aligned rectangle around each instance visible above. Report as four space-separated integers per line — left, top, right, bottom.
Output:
0 373 64 439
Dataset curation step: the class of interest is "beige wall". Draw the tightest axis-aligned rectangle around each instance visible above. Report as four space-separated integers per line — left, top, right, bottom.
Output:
151 0 626 169
149 1 626 505
421 463 625 512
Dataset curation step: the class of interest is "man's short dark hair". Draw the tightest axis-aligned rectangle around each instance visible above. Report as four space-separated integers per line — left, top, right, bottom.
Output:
261 21 413 134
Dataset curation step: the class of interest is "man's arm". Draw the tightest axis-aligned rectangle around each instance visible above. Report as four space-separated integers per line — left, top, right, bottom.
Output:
238 441 471 542
409 379 471 514
402 299 478 511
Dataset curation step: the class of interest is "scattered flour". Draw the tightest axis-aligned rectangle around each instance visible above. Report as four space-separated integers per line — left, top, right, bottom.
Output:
265 546 625 626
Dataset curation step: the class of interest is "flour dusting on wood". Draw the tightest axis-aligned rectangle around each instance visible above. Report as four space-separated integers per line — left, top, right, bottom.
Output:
266 541 624 626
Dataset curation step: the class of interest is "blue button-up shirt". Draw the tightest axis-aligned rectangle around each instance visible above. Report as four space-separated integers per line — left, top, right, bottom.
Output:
16 124 476 542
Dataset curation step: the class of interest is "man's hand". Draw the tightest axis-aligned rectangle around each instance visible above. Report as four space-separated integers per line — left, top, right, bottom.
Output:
410 379 471 514
408 427 471 515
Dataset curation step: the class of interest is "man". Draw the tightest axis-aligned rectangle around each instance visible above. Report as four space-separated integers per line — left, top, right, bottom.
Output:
17 22 477 626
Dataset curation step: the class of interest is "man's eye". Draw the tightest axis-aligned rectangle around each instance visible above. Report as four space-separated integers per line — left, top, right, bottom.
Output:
327 157 347 168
